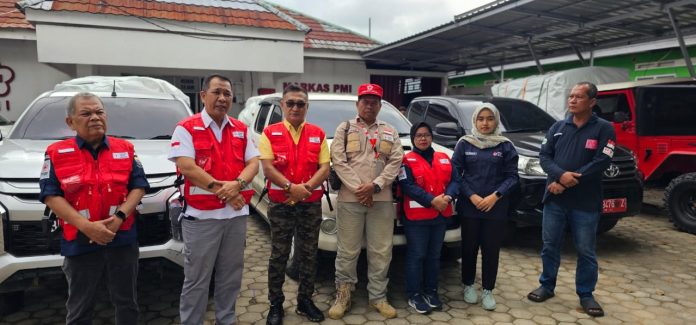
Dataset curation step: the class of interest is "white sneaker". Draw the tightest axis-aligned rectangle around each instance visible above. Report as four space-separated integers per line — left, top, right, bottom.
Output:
463 285 478 304
481 289 496 310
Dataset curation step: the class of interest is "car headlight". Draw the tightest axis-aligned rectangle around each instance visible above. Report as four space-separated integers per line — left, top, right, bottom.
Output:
0 204 7 253
518 156 546 176
320 218 337 235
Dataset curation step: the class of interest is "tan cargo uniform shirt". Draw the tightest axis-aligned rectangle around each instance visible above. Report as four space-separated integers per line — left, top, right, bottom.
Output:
331 117 404 202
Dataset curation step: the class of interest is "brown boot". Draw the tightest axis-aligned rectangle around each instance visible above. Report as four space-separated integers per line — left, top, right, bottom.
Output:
370 299 397 319
328 282 352 319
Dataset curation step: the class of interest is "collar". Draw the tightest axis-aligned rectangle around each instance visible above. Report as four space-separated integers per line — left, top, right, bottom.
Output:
356 116 384 128
283 119 305 132
564 112 598 125
75 135 109 149
201 109 230 129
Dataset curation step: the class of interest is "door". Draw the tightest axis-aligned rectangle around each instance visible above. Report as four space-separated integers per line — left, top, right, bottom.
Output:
595 90 638 155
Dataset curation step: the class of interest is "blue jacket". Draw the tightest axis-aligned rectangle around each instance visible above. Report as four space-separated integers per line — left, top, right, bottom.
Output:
452 140 519 220
398 147 461 225
540 114 616 212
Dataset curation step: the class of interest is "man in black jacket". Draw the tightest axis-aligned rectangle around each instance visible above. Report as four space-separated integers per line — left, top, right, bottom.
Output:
527 82 615 318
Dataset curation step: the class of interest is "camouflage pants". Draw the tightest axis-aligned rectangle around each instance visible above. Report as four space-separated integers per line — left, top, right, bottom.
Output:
268 201 322 302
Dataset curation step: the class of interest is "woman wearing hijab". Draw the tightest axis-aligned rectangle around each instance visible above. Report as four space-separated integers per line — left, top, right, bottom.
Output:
398 121 461 314
451 103 519 311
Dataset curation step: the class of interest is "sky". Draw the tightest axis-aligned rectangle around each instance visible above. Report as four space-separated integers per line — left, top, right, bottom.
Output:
268 0 497 44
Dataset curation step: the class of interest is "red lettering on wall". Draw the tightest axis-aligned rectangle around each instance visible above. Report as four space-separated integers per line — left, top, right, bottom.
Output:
0 65 15 111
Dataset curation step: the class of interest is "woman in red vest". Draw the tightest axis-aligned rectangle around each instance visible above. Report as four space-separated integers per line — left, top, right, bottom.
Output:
398 121 461 314
451 103 519 311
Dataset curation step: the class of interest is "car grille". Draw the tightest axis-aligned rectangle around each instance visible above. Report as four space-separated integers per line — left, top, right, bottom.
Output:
604 156 637 181
4 212 172 257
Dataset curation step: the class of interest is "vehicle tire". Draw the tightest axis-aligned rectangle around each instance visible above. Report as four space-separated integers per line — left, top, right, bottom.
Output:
0 291 24 316
665 173 696 234
596 219 618 235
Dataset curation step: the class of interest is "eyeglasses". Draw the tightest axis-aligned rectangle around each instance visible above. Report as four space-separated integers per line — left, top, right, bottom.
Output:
285 100 307 109
414 133 432 139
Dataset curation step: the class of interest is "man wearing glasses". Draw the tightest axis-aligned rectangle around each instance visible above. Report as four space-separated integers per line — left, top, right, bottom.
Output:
259 85 329 324
169 75 260 325
328 83 404 319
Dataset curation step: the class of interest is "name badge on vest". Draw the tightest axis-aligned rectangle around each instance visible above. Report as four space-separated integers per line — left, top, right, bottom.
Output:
193 126 205 131
58 148 75 154
309 136 321 144
271 131 283 136
439 158 450 164
113 152 129 159
233 131 245 139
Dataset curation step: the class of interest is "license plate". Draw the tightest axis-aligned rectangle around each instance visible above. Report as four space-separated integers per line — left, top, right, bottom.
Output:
603 198 627 213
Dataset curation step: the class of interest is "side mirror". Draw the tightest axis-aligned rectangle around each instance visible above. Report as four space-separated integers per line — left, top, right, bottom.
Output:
613 111 629 123
435 122 462 138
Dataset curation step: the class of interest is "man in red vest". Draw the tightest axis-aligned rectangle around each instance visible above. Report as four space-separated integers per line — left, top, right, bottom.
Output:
260 85 329 324
169 75 260 325
40 92 149 324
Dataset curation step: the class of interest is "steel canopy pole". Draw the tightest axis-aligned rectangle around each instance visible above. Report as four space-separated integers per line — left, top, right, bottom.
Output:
667 7 696 78
527 39 544 74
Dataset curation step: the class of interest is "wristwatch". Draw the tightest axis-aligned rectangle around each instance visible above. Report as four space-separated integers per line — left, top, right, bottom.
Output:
283 182 292 192
444 195 453 203
494 191 503 198
373 183 381 193
207 180 217 189
236 178 247 189
114 210 127 221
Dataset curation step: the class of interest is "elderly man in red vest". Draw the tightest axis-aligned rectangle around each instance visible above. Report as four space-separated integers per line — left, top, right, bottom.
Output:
259 85 329 324
40 92 149 324
169 74 259 325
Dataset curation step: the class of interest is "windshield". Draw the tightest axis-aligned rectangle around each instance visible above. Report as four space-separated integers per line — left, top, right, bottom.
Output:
306 100 411 138
494 100 556 132
11 96 190 140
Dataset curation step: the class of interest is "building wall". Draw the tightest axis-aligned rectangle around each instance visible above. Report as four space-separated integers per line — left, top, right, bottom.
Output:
0 39 70 122
275 58 369 95
450 45 696 88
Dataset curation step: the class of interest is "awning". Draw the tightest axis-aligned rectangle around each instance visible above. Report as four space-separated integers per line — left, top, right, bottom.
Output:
363 0 696 76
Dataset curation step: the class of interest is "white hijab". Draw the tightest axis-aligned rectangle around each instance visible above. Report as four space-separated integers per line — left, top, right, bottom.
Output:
460 102 510 149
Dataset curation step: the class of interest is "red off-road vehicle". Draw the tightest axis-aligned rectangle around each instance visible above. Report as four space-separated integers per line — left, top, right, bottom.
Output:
595 78 696 233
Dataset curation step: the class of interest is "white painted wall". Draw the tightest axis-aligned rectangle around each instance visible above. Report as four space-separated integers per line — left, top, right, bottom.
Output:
35 24 305 74
0 39 70 122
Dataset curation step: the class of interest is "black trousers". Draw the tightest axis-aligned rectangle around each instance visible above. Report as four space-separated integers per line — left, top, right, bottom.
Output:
63 243 139 325
460 217 507 290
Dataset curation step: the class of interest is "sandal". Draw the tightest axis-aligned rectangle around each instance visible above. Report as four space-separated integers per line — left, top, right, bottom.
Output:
580 297 605 317
527 286 555 302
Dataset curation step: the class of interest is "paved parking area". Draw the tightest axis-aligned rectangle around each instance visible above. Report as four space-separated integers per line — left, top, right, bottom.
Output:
2 189 696 324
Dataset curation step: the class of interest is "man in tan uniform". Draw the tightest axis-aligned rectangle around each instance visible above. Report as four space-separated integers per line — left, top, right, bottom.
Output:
328 83 404 319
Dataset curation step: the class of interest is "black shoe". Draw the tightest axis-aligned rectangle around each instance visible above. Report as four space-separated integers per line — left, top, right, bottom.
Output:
296 296 325 322
266 300 284 325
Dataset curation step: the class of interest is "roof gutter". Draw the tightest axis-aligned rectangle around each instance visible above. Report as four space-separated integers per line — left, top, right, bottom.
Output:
257 0 311 34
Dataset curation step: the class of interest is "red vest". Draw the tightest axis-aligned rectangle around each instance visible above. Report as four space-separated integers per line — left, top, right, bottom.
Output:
47 137 136 241
178 114 254 210
402 151 454 220
263 122 325 203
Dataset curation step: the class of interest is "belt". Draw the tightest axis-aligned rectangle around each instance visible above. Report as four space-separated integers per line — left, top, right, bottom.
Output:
182 215 198 221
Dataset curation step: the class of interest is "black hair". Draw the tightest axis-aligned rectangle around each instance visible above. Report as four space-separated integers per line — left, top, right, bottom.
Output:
202 74 232 91
575 81 598 99
409 121 433 146
282 84 308 97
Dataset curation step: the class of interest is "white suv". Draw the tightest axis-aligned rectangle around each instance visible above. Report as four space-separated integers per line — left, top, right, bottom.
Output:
238 93 462 263
0 76 187 311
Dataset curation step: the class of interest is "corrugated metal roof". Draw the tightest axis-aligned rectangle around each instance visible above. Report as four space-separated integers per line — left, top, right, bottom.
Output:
364 0 696 72
0 0 34 29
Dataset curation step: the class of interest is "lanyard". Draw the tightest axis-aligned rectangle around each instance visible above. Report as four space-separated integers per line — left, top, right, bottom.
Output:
362 127 380 158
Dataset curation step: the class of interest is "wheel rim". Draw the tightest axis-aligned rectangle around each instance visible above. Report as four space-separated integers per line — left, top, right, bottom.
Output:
677 188 696 222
